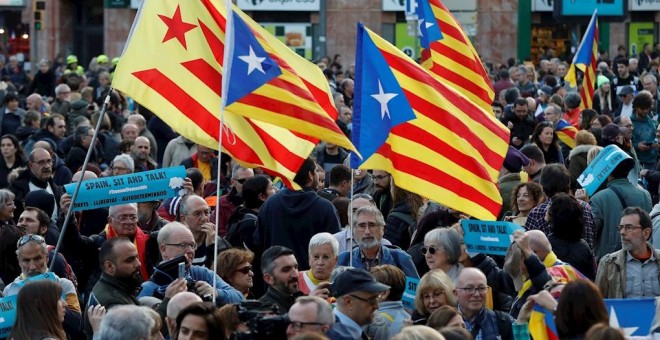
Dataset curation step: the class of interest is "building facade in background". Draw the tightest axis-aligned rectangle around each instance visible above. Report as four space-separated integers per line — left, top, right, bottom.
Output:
0 0 657 74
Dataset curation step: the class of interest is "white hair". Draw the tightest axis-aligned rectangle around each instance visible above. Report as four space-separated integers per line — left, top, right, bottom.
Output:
308 232 339 257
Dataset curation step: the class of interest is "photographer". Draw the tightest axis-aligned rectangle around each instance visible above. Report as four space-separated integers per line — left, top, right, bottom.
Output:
138 222 243 305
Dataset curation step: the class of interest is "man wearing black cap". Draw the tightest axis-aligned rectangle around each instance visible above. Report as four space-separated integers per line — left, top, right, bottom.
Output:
498 147 530 219
327 268 389 340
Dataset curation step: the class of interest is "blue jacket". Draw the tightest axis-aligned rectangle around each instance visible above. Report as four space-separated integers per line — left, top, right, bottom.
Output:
139 265 243 305
337 246 419 279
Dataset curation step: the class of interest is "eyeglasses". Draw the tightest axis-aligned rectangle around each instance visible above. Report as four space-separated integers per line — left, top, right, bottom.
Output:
289 321 326 331
618 224 643 232
112 166 130 172
112 214 138 222
421 245 442 255
235 265 253 274
165 242 198 250
456 286 488 295
189 209 211 218
33 159 52 166
349 294 382 305
18 234 45 247
355 222 382 231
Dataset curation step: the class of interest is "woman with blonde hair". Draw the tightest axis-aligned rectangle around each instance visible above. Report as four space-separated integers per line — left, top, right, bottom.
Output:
412 270 457 324
568 130 598 190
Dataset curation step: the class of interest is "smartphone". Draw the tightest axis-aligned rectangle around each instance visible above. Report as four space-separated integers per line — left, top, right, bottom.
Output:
178 262 186 279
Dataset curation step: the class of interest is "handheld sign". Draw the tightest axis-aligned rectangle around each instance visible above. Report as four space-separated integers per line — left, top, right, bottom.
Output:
461 220 524 256
65 166 187 211
0 272 59 338
577 144 631 196
402 276 419 310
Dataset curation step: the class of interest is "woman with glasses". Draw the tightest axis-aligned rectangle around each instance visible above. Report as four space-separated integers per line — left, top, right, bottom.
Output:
412 270 457 325
298 232 338 297
530 121 564 165
422 228 463 282
407 209 460 277
9 279 68 340
216 248 255 298
0 134 25 188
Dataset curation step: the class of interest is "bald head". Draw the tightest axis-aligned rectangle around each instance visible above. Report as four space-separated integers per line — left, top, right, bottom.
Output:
456 267 486 287
165 292 202 336
72 170 98 183
33 141 52 153
122 123 139 142
527 230 551 260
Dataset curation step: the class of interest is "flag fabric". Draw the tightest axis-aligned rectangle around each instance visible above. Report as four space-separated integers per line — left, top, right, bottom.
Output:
565 10 598 109
417 0 495 113
219 4 356 152
529 305 559 340
604 298 655 336
555 119 578 149
112 0 331 187
351 23 510 220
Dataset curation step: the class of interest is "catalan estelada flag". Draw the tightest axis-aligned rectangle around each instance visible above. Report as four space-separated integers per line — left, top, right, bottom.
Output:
112 0 346 187
565 10 598 109
555 119 578 149
529 305 558 340
417 0 495 114
219 3 356 152
351 23 510 220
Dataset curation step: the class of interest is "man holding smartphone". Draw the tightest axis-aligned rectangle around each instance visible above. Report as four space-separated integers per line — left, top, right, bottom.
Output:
631 91 659 170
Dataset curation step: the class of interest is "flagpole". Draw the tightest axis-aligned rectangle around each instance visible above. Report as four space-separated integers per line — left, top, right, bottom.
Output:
348 166 354 267
211 0 235 305
49 92 112 272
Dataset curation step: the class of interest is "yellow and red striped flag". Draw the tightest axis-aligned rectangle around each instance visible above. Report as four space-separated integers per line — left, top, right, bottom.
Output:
113 0 344 187
417 0 495 113
565 10 598 109
351 23 510 220
555 119 578 149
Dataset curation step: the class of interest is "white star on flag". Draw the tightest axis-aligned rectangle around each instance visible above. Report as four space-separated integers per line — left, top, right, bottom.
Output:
609 306 638 336
418 19 434 37
371 80 398 120
238 46 266 75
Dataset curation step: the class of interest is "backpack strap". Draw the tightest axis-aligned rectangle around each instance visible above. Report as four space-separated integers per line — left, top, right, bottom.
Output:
609 186 628 209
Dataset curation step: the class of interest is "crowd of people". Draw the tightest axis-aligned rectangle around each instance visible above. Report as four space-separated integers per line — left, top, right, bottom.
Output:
0 41 659 340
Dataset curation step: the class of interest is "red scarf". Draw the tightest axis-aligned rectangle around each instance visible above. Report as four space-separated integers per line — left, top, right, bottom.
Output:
104 224 150 281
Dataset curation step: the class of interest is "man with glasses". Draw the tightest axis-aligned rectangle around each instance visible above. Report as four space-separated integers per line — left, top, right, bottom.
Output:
455 268 514 340
286 295 334 338
596 207 660 298
3 234 82 336
139 222 242 304
9 147 63 224
336 205 418 278
327 267 389 340
333 194 392 253
61 202 157 295
178 194 222 267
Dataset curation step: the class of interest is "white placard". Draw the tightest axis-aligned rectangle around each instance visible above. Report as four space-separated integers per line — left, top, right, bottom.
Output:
631 0 660 11
532 0 553 12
